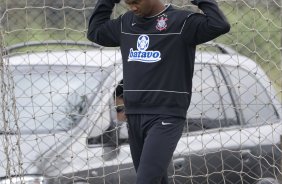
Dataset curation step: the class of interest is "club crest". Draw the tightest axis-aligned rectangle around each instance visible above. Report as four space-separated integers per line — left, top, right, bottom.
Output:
156 14 168 31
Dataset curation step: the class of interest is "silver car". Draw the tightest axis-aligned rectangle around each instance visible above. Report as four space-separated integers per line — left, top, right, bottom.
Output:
0 42 281 184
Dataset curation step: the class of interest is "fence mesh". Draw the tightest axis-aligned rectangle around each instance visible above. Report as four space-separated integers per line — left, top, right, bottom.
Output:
0 0 282 184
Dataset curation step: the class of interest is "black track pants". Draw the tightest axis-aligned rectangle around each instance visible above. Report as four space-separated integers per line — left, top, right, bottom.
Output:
127 114 185 184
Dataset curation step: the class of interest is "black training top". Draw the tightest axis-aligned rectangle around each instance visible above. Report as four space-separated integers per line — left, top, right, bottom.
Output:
87 0 230 118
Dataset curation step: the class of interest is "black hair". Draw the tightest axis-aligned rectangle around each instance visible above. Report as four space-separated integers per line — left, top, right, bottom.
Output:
113 80 123 99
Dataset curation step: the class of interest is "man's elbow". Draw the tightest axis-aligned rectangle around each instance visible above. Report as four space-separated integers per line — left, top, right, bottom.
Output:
211 21 231 36
220 21 231 34
87 29 98 43
214 18 230 35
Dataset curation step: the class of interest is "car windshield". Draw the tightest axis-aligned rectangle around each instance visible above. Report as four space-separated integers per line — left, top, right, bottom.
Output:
1 65 110 134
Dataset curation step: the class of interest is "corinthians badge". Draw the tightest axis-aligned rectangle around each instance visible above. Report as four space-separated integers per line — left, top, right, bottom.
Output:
156 14 168 31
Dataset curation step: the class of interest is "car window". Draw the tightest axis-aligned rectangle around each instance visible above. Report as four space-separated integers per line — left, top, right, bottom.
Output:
224 66 279 125
185 64 238 133
3 65 109 134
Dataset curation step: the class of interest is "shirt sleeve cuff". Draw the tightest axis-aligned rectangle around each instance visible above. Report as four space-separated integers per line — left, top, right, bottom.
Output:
112 0 121 3
191 0 217 6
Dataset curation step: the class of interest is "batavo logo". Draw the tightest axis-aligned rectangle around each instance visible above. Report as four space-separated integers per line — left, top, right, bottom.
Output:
128 34 161 63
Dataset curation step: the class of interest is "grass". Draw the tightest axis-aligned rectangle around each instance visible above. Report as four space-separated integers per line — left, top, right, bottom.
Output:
218 1 282 101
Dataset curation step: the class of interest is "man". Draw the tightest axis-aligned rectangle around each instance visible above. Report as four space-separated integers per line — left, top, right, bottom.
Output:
114 80 127 123
113 80 128 141
87 0 230 183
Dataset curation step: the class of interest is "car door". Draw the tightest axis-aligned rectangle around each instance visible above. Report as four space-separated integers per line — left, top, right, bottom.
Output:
85 98 135 184
222 65 281 182
170 63 245 184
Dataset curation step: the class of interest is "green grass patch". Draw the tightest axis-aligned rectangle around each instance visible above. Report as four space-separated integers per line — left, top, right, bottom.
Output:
218 2 282 101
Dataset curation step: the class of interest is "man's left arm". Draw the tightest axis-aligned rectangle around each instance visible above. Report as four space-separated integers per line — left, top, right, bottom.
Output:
87 0 121 47
182 0 231 45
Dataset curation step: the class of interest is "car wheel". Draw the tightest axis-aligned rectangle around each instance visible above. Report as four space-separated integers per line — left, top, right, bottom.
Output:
255 178 280 184
70 181 89 184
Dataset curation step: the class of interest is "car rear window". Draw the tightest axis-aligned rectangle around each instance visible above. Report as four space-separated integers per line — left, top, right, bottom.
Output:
185 64 238 133
224 66 280 125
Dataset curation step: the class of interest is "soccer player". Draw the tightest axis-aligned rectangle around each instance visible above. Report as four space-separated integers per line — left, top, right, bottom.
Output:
87 0 230 183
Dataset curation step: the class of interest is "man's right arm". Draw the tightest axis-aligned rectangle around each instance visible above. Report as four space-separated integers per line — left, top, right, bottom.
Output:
87 0 121 47
182 0 230 45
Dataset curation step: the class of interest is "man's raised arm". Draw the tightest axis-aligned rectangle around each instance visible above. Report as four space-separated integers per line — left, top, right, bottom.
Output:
182 0 231 45
87 0 121 47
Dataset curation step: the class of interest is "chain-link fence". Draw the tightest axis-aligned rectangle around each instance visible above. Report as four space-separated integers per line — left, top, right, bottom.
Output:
0 0 282 183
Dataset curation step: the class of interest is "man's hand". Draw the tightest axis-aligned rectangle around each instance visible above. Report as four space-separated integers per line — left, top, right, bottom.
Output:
191 0 198 5
112 0 121 3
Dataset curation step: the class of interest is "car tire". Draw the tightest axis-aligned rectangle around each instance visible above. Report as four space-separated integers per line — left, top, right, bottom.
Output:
69 181 89 184
255 178 280 184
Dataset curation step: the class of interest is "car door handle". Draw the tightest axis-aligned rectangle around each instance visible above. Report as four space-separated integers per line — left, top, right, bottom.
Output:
173 157 185 172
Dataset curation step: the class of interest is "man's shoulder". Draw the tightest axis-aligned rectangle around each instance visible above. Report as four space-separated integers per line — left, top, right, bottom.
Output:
164 6 195 24
168 5 194 15
120 7 194 22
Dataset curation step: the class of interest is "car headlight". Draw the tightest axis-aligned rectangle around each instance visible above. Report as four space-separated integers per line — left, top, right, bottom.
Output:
0 176 45 184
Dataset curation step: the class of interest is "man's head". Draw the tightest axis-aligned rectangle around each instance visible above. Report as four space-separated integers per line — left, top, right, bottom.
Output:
124 0 165 17
113 80 127 122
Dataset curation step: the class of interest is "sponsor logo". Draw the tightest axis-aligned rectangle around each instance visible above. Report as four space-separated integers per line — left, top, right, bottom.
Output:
128 34 161 63
156 14 168 31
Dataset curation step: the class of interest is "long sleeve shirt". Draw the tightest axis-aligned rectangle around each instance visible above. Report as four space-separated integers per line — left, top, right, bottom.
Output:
87 0 230 118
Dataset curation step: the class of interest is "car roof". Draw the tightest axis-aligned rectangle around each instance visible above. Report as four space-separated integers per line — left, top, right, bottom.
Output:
195 51 260 73
4 48 257 69
3 49 122 68
4 48 269 84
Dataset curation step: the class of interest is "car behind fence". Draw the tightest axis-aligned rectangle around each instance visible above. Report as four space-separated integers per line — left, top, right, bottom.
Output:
0 41 281 183
0 0 282 183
